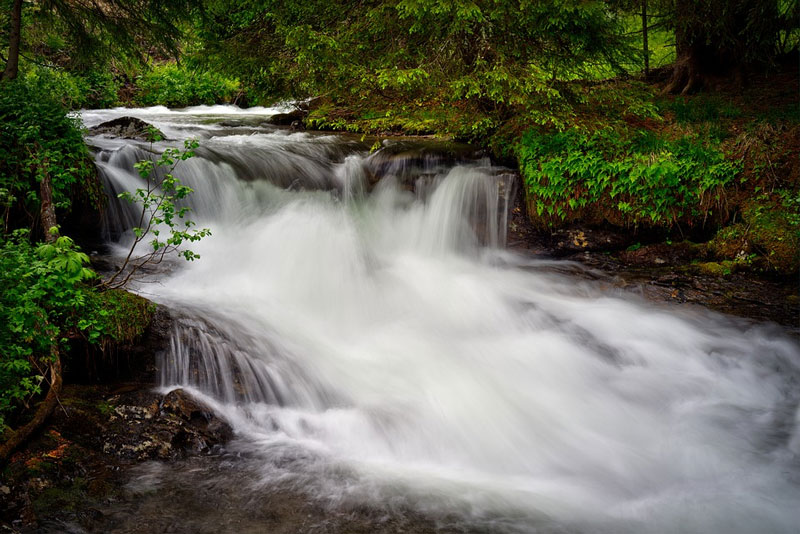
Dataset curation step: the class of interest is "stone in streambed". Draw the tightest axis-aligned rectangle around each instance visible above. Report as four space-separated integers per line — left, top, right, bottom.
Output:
89 116 165 141
267 108 307 125
102 388 232 460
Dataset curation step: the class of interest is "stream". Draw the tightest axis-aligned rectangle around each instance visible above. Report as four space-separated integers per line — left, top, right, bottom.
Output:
80 106 800 534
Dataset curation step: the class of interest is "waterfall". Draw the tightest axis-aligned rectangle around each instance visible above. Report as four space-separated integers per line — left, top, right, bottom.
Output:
85 106 800 534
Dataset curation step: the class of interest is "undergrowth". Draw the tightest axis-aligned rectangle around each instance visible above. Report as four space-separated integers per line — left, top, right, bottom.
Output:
517 129 741 229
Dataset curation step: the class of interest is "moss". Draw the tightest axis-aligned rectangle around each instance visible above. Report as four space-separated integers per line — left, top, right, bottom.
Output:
695 261 738 277
708 223 752 259
306 97 497 142
89 289 156 344
96 401 114 417
741 199 799 274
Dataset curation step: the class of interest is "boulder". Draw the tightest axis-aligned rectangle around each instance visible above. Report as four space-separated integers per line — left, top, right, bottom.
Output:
296 96 324 112
102 388 233 460
89 116 165 141
268 108 306 125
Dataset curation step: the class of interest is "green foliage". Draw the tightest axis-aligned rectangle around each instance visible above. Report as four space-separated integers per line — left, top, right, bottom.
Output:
133 63 240 108
22 65 120 109
0 78 94 231
518 128 741 228
0 231 95 429
195 0 637 108
16 0 195 73
0 230 160 429
106 135 210 288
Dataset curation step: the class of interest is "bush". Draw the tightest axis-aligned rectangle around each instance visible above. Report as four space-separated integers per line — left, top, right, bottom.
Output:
0 231 94 429
0 78 96 232
133 63 240 108
518 128 742 228
22 66 120 109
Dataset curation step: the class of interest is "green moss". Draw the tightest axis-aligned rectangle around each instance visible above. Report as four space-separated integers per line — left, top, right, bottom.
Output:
96 401 115 417
708 224 751 259
695 261 737 277
741 197 799 274
85 289 156 344
707 192 799 275
306 98 497 142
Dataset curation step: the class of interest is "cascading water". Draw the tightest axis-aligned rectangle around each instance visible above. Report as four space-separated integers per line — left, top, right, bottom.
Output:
84 106 800 533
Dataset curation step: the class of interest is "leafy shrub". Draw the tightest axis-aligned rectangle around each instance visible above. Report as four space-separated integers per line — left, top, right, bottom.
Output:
77 69 121 109
0 231 94 429
0 78 95 231
518 128 742 228
106 134 211 289
22 66 120 109
133 63 240 108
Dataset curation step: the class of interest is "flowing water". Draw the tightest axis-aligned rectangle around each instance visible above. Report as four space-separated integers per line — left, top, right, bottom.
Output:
82 106 800 533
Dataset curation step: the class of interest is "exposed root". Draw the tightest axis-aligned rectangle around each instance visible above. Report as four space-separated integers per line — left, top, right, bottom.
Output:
0 353 62 463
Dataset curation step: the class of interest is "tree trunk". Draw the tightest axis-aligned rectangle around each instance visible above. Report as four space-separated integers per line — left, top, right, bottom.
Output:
663 0 704 95
1 0 23 82
39 171 58 243
663 44 703 95
642 0 649 76
0 352 62 463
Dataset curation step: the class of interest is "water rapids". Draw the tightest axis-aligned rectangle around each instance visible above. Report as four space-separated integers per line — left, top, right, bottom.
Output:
83 106 800 533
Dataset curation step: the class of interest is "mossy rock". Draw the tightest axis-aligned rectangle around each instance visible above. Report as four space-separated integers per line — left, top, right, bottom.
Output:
742 200 799 274
708 223 752 259
695 261 738 277
89 290 156 344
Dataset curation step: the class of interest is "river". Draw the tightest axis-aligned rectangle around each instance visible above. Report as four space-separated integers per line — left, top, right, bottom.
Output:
80 106 800 533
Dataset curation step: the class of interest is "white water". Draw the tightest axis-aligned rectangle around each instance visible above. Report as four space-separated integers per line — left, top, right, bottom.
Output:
85 107 800 533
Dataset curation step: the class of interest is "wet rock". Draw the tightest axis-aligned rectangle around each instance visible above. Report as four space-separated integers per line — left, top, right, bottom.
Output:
550 226 631 255
88 116 165 141
102 389 232 461
218 119 244 127
617 242 700 266
290 120 305 131
296 96 324 112
66 301 172 384
268 109 307 125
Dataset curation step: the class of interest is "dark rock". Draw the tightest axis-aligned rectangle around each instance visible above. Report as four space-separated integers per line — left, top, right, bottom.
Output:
218 120 244 127
550 226 632 256
66 302 173 384
296 97 324 112
89 116 165 141
290 120 305 131
618 242 700 266
102 388 232 461
268 109 307 125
